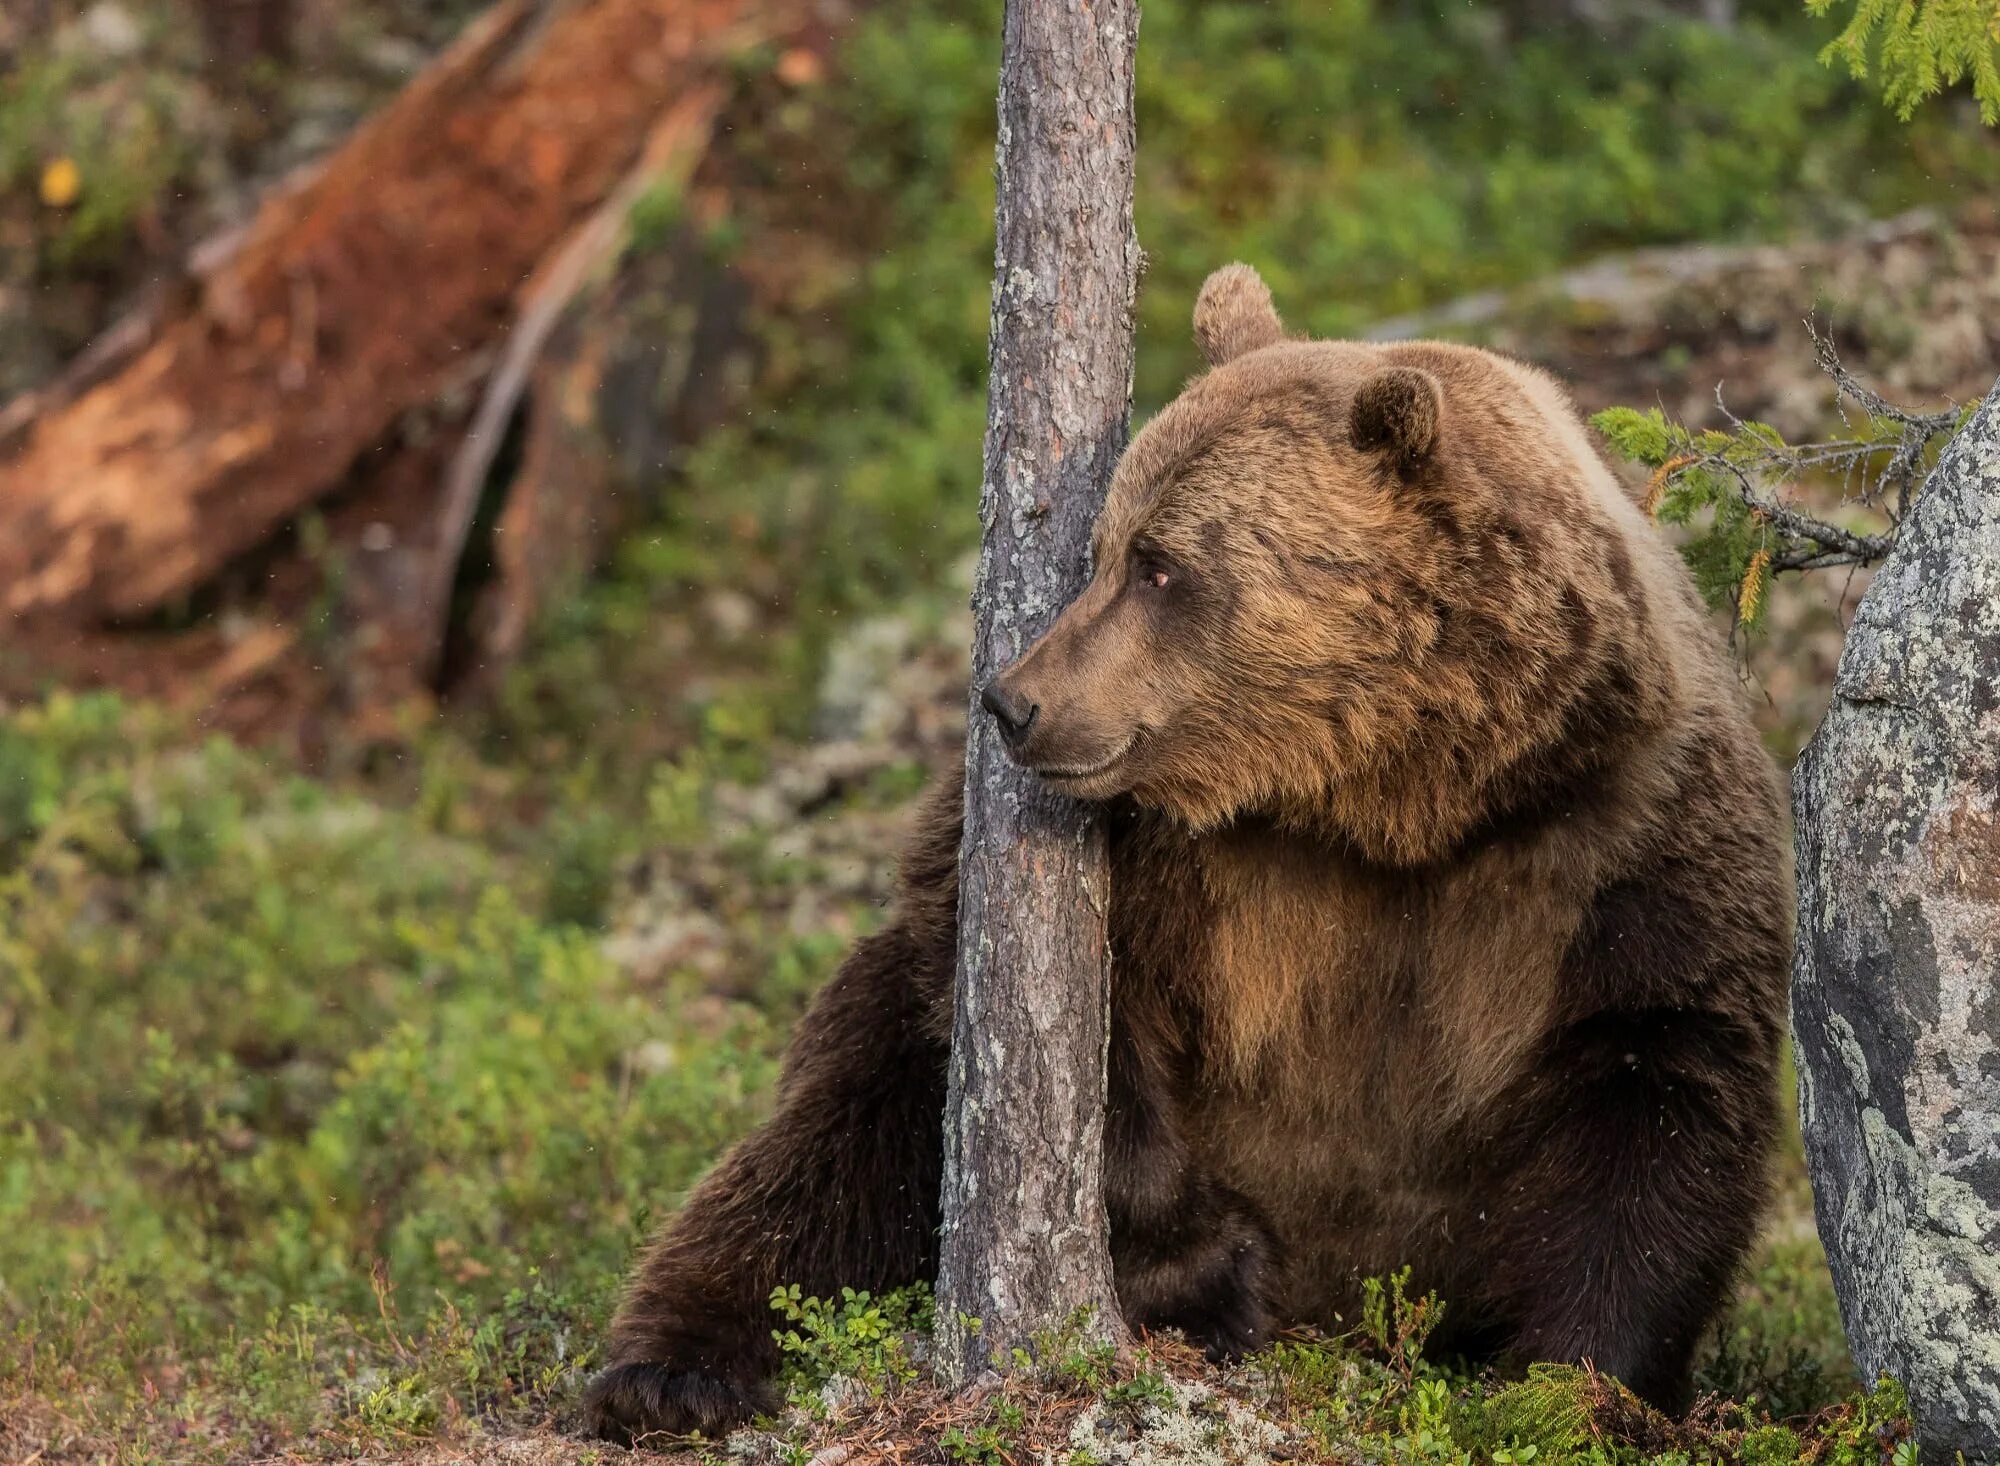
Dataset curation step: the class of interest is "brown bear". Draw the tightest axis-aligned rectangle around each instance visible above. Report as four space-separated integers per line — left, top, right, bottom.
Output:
584 264 1792 1443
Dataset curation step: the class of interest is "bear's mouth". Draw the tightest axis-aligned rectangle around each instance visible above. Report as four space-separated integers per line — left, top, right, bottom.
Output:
1033 729 1143 785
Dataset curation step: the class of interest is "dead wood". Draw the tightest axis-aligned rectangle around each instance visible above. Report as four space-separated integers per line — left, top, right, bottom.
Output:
0 0 782 627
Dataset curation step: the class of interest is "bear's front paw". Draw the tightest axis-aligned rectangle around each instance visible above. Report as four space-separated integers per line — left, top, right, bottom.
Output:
582 1360 771 1445
1163 1223 1278 1364
1175 1275 1275 1364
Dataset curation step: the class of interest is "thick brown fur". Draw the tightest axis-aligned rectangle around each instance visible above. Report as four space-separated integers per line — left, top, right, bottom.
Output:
584 264 1793 1444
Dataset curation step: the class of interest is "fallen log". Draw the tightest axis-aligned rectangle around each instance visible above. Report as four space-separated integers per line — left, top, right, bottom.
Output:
0 0 783 627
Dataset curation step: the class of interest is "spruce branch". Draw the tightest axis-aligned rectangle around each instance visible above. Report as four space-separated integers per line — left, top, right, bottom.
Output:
1808 0 2000 124
1592 324 1962 629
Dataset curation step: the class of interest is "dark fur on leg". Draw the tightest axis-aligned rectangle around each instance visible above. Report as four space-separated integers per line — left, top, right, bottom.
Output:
1114 1178 1278 1361
1106 989 1280 1360
583 786 964 1443
584 1362 776 1447
1466 1004 1779 1413
583 921 951 1439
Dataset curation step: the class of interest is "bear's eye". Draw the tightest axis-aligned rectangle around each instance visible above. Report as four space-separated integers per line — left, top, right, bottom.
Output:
1129 543 1176 594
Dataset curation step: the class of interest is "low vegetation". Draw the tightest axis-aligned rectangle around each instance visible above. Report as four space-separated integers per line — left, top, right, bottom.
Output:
0 676 1901 1463
667 1271 1900 1465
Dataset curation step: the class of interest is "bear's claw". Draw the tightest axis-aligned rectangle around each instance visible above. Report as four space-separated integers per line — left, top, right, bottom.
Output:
582 1360 769 1445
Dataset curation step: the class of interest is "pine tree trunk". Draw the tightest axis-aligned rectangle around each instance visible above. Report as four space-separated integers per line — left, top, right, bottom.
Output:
935 0 1139 1385
1792 376 2000 1461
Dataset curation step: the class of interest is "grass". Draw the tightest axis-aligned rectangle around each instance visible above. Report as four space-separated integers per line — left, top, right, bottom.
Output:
700 1272 1902 1466
0 693 797 1458
0 681 1886 1463
5 0 1996 1457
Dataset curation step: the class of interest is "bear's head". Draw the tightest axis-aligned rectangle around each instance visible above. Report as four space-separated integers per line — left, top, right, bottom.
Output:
982 264 1672 863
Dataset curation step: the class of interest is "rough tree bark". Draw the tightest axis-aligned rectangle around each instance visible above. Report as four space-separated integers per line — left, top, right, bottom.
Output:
1793 377 2000 1462
936 0 1139 1384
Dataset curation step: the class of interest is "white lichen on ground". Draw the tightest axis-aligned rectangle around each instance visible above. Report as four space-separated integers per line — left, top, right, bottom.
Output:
1067 1374 1292 1466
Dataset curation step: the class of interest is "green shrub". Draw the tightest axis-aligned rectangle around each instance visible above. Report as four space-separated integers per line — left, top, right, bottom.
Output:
770 1283 934 1403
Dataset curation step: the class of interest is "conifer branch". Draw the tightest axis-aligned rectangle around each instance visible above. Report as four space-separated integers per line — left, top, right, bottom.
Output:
1593 323 1963 628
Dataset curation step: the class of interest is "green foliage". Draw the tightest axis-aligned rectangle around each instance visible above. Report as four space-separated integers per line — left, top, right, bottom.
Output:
769 1284 934 1402
1593 406 1789 626
1255 1330 1914 1466
1810 0 2000 122
940 1396 1027 1466
0 692 788 1455
1361 1265 1448 1375
1594 353 1963 637
1484 1365 1596 1459
1257 1268 1480 1458
1128 0 1989 387
1591 405 1678 466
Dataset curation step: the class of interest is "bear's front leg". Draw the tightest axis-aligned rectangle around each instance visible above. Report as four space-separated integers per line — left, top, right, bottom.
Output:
1469 1005 1777 1414
584 919 951 1444
1105 994 1281 1360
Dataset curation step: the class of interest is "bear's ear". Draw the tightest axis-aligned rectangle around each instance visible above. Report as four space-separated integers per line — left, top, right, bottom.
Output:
1349 366 1442 471
1193 263 1284 366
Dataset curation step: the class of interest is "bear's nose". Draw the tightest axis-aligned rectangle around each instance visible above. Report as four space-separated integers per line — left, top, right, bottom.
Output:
979 679 1038 746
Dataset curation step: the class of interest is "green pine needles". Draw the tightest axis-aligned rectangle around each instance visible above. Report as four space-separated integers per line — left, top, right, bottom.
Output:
1593 329 1967 632
1809 0 2000 122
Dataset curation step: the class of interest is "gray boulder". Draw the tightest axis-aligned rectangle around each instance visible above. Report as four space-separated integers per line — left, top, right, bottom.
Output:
1793 378 2000 1461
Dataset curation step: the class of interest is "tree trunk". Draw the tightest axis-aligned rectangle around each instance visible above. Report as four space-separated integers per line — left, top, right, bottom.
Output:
1792 377 2000 1461
935 0 1139 1385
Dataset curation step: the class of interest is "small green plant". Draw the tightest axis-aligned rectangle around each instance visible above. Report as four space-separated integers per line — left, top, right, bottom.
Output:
1045 1332 1121 1393
1101 1367 1176 1410
1483 1364 1596 1460
1395 1374 1472 1464
941 1395 1026 1466
348 1370 443 1443
1814 1377 1919 1465
1741 1422 1807 1464
1360 1266 1447 1381
769 1283 933 1402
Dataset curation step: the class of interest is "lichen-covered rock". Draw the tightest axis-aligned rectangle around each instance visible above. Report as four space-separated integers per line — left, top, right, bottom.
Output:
1792 377 2000 1461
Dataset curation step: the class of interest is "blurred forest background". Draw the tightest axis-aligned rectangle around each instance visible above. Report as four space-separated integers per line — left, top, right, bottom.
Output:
3 0 1999 1459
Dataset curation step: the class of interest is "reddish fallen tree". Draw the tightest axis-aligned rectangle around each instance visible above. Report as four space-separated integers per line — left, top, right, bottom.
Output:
0 0 815 732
